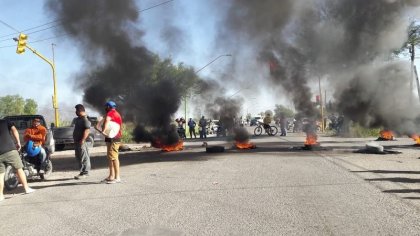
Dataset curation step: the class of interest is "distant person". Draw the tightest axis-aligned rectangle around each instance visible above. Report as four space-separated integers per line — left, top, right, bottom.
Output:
23 117 47 171
97 101 123 184
73 104 91 180
188 118 197 139
263 113 272 130
199 116 207 139
0 119 35 201
279 114 287 136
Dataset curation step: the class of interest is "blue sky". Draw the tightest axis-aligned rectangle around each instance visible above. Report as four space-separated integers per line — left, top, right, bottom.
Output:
0 0 258 122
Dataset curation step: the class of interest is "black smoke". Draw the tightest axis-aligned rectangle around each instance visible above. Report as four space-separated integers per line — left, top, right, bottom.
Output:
45 0 195 144
217 0 420 134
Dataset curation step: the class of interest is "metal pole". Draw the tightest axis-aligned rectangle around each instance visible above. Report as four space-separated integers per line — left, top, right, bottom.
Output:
414 65 420 103
318 76 324 132
25 44 60 127
184 54 232 128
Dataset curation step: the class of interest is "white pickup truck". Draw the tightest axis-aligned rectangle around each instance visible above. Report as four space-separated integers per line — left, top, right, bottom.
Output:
3 115 55 154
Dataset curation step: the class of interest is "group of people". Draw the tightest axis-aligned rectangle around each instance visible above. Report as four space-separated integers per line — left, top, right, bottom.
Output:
0 100 123 202
73 101 123 184
264 113 288 136
177 116 208 139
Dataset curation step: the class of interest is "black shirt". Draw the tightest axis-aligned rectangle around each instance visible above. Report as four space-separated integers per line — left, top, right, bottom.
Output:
73 116 91 142
0 119 17 155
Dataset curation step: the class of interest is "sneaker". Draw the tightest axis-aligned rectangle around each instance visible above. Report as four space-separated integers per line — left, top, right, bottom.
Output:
74 174 88 180
106 178 121 184
0 196 4 202
25 188 35 194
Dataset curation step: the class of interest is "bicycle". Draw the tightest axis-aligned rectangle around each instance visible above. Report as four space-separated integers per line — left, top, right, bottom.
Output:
254 122 278 136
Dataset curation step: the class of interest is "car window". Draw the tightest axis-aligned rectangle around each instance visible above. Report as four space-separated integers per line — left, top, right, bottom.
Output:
5 116 46 129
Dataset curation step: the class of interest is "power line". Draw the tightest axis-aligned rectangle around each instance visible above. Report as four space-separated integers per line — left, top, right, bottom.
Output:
139 0 174 12
0 33 69 49
0 20 59 39
0 0 176 48
0 19 20 33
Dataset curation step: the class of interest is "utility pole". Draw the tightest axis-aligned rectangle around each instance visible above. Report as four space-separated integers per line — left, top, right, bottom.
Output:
410 43 415 105
318 76 324 132
13 35 60 127
184 54 232 129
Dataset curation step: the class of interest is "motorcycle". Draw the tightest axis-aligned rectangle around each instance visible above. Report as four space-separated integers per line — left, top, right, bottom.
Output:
4 143 53 190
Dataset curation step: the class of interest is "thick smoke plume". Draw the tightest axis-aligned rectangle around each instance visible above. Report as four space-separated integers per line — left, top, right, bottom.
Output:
45 0 194 144
218 0 420 134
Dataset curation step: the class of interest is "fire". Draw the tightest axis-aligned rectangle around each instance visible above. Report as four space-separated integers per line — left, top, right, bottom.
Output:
305 134 318 145
411 134 420 144
151 139 163 148
235 141 256 149
161 140 184 152
380 130 394 140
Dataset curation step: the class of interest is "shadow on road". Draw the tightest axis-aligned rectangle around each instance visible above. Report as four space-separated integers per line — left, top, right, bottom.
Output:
365 177 420 183
52 149 216 172
352 170 420 174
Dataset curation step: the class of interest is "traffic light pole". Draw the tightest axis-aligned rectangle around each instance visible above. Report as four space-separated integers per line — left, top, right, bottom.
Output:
24 44 60 127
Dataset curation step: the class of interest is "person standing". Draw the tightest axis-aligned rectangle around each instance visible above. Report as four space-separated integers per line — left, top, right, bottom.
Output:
188 118 196 139
98 101 123 184
279 114 287 136
199 116 207 139
73 104 91 179
0 119 34 201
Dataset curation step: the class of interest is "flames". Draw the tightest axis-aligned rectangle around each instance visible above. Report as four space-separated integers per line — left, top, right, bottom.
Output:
380 130 394 140
152 139 184 152
235 141 256 149
305 133 318 146
411 134 420 145
161 140 184 152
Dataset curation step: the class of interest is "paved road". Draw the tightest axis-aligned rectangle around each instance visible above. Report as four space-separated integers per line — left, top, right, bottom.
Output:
2 132 420 235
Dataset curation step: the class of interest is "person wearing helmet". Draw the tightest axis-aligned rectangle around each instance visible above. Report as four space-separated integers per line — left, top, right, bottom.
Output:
0 119 34 201
98 101 123 184
24 118 47 171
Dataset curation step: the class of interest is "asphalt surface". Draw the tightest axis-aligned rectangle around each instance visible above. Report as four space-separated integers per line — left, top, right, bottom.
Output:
2 130 420 235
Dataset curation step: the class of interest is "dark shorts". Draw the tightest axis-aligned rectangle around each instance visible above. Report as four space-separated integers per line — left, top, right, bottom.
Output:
0 150 23 174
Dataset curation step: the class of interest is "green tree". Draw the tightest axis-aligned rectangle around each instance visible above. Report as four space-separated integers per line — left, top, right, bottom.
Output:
0 95 25 116
394 21 420 58
23 99 38 115
0 95 38 116
274 104 295 120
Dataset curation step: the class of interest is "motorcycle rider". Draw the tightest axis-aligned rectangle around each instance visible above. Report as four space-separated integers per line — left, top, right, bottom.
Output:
0 119 35 201
23 118 48 172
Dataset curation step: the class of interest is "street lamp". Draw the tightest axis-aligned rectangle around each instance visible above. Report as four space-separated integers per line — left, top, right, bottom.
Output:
184 54 232 128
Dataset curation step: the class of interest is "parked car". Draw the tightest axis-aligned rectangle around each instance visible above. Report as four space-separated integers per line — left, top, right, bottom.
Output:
3 115 55 154
53 116 103 151
250 116 262 126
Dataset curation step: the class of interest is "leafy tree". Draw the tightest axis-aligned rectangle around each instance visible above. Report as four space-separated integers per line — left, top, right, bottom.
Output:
0 95 38 116
274 104 295 120
394 21 420 58
23 99 38 115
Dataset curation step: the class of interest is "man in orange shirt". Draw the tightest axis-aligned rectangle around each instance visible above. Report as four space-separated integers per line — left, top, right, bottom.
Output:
24 118 47 171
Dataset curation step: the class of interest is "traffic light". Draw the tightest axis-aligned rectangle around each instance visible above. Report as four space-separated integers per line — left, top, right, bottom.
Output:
16 33 27 54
